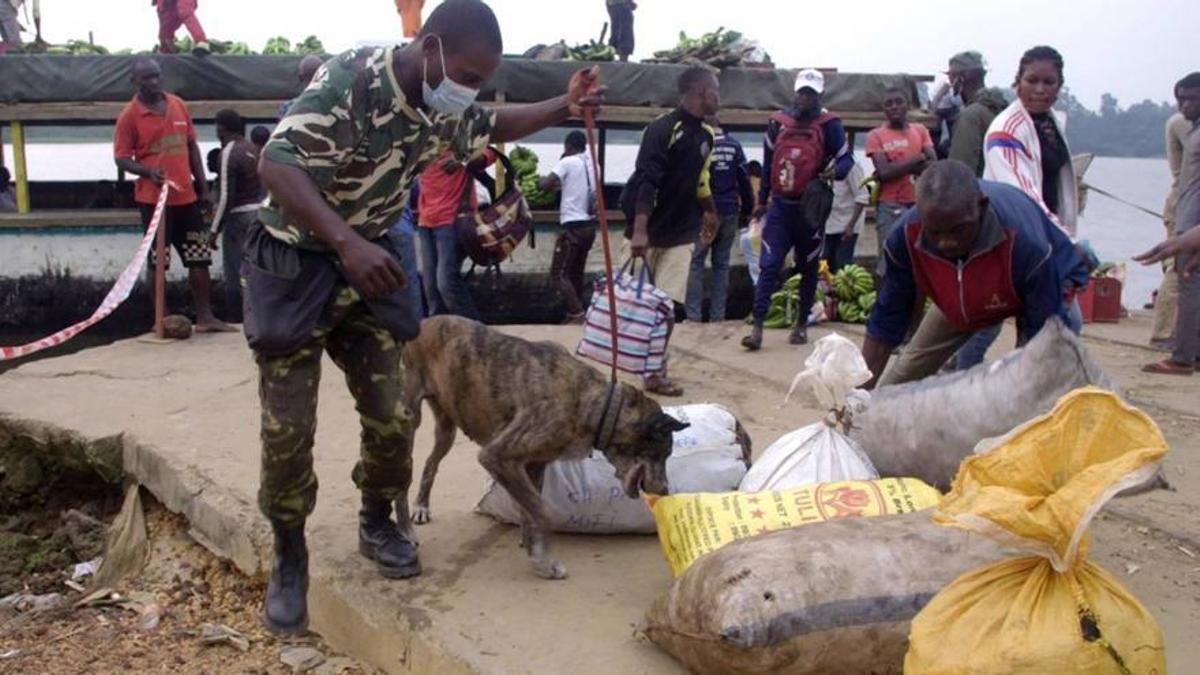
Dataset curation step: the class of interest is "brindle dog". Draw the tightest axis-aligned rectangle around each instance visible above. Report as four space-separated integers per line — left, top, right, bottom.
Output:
399 316 688 580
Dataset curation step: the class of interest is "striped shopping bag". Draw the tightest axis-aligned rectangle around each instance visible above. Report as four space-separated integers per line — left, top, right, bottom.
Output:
577 261 674 376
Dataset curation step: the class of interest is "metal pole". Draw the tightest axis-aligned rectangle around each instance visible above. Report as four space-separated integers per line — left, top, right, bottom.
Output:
153 200 167 339
494 91 506 194
598 128 607 186
11 122 30 214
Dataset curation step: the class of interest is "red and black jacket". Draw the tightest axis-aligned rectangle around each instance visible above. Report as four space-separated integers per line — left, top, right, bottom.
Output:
867 181 1088 347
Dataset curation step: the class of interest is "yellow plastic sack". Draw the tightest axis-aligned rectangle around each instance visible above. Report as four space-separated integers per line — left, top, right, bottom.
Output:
648 477 940 576
906 387 1168 674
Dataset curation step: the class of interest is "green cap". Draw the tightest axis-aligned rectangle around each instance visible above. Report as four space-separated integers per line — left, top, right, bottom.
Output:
948 51 986 73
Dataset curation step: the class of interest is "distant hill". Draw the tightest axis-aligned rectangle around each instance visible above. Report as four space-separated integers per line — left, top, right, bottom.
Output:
1057 89 1176 159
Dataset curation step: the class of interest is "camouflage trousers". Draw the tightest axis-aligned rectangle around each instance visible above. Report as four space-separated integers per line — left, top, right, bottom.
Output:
256 285 414 527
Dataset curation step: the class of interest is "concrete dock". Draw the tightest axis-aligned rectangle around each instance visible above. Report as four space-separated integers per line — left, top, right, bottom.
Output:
1 316 1197 673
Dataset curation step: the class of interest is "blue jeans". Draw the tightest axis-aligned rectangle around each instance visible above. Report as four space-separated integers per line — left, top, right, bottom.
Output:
221 210 255 323
752 199 822 325
686 213 739 321
875 202 912 278
389 209 425 318
822 231 858 272
954 299 1085 370
417 224 479 320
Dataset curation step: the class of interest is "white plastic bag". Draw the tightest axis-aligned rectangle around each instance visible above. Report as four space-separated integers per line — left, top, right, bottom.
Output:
739 425 877 492
740 333 877 491
475 404 750 534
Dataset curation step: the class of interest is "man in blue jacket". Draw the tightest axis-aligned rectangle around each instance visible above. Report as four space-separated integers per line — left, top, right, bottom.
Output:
862 160 1087 388
743 68 855 349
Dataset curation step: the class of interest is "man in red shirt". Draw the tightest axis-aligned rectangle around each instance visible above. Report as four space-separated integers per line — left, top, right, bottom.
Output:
866 87 936 278
416 148 497 319
114 58 231 332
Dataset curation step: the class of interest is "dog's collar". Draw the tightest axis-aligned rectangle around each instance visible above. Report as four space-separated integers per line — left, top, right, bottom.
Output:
593 381 626 453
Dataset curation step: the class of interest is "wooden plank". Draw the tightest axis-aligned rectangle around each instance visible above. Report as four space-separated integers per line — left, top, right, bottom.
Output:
0 100 934 130
0 208 631 230
0 101 287 123
0 209 143 229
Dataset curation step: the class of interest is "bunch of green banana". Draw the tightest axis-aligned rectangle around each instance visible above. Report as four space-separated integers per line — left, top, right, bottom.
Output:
293 35 325 55
647 27 754 68
263 36 292 55
519 173 557 208
830 265 875 323
206 39 255 55
832 264 873 302
838 302 868 323
509 146 539 179
567 39 616 62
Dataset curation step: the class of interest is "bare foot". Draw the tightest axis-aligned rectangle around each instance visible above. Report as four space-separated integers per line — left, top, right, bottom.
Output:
532 556 568 580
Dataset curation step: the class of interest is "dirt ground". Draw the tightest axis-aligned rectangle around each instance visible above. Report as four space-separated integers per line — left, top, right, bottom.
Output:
0 315 1196 673
0 494 371 674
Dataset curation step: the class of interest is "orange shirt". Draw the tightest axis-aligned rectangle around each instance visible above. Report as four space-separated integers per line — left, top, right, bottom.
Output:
113 93 198 206
865 123 933 205
417 149 497 228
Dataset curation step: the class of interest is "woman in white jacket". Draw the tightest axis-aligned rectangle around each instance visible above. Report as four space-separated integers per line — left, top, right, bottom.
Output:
954 45 1082 370
983 45 1078 237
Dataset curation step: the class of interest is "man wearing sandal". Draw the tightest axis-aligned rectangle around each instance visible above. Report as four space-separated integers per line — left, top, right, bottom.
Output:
1144 72 1200 376
620 66 721 396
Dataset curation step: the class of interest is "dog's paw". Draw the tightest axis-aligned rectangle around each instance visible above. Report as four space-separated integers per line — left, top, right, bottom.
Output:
411 505 432 525
532 557 568 580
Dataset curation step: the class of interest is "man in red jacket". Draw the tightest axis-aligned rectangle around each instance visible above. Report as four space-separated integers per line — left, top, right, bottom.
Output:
154 0 209 55
861 160 1086 388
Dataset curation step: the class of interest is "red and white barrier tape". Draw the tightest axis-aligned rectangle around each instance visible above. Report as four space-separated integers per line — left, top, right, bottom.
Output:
0 182 172 361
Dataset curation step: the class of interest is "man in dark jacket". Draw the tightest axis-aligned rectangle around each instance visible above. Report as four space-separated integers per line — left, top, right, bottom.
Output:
686 116 753 322
861 161 1087 388
945 51 1008 177
622 66 721 395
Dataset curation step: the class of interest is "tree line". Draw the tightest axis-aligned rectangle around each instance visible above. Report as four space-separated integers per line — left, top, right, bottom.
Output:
1057 89 1177 158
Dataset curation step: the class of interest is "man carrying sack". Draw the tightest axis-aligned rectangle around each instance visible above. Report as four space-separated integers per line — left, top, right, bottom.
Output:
619 67 721 396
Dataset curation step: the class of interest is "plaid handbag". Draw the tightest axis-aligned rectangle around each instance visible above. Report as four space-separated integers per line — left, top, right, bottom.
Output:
454 151 535 267
577 260 674 376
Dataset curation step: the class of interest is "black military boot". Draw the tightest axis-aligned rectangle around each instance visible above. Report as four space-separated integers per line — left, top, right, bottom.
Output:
262 519 308 635
358 494 421 579
789 323 808 345
741 323 763 351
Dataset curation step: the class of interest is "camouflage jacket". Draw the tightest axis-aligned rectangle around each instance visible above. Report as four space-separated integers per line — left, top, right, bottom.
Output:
260 46 495 250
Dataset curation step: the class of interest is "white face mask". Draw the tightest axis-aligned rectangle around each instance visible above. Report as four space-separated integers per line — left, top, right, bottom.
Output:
422 36 480 117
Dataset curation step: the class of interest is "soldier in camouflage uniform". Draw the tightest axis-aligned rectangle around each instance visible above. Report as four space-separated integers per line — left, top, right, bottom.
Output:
247 0 602 635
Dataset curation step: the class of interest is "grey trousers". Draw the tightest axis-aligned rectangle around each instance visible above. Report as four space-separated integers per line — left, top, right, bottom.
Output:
1172 251 1200 364
878 305 980 387
0 1 21 46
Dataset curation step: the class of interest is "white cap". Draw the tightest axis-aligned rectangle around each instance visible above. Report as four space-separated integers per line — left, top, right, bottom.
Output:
794 68 825 94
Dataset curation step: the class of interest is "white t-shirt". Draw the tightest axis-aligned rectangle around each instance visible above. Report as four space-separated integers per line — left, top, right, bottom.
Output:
553 153 594 225
825 161 870 235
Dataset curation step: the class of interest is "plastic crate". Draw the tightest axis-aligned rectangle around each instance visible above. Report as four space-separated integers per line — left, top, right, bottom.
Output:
1079 277 1122 323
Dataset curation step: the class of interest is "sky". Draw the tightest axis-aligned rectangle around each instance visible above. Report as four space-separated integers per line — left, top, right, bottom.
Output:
23 0 1193 109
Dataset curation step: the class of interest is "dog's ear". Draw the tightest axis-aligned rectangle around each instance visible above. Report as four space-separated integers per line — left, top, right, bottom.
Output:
650 412 690 439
